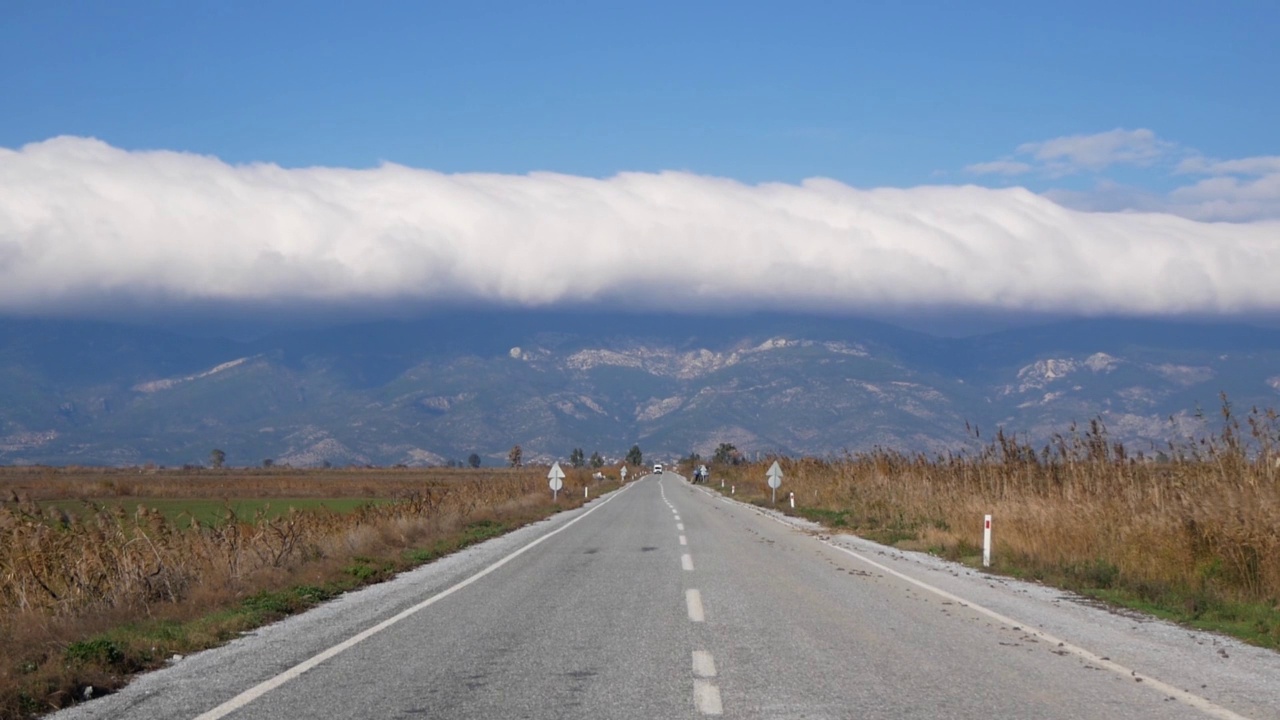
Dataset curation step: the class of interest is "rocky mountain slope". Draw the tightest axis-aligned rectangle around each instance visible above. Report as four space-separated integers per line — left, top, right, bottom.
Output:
2 313 1278 466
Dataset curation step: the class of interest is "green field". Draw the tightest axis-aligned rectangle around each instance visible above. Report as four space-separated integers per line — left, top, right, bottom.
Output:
43 497 389 526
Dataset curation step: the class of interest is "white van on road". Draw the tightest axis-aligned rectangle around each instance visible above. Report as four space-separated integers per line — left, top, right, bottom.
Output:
653 463 663 474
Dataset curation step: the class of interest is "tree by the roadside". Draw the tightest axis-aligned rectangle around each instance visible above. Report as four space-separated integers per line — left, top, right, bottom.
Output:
713 443 739 465
468 453 482 469
508 445 523 468
625 444 643 466
210 448 226 468
569 448 585 467
589 451 604 468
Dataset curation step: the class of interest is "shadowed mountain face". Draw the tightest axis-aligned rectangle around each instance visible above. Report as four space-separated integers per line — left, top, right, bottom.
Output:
1 312 1278 467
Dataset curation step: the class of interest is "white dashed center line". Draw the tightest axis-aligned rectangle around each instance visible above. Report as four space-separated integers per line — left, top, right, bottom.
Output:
692 650 717 678
694 680 723 715
664 478 727 714
686 589 705 622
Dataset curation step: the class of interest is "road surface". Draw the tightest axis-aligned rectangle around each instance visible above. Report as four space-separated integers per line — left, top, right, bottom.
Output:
53 475 1280 719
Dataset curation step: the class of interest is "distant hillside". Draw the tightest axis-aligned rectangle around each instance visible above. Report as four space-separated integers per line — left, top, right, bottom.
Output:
2 312 1278 466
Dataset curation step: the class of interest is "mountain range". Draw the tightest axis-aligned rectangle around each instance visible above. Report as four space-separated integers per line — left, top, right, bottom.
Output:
2 312 1279 467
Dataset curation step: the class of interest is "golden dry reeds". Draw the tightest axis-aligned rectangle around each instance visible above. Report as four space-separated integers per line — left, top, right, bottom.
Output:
0 467 602 618
708 403 1280 626
1 465 609 718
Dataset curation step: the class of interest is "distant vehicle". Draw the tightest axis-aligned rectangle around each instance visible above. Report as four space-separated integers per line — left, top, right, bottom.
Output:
653 463 664 474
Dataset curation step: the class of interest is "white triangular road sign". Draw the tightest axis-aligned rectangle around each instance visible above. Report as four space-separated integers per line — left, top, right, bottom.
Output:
766 461 783 489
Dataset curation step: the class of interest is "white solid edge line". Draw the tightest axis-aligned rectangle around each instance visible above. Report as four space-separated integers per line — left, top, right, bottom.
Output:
686 589 705 622
694 679 723 715
692 650 717 678
682 554 694 571
823 540 1251 720
701 488 1253 720
193 482 634 720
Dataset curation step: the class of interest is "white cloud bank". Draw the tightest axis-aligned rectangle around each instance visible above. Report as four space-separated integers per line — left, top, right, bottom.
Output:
3 136 1280 318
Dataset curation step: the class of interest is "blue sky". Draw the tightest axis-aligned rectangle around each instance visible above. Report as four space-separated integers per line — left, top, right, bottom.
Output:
2 1 1279 324
4 1 1275 188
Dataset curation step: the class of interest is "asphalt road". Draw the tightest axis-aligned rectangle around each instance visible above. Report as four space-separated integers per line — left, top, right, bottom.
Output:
53 475 1280 719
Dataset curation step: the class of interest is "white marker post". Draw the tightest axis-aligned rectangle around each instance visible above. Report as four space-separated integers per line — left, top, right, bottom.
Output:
766 461 783 505
584 486 589 499
789 491 794 509
982 514 992 568
548 462 565 501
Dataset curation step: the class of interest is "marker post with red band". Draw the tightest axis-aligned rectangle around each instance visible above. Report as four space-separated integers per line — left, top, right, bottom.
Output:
982 514 992 568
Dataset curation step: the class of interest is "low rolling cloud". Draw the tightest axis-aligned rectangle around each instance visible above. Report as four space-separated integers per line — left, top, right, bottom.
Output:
3 136 1280 321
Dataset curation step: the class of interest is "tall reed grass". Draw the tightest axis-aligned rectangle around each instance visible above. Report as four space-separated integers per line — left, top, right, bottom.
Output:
705 402 1280 643
0 466 604 718
0 470 567 617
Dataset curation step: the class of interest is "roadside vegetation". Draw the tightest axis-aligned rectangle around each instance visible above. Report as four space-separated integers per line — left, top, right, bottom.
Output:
9 400 1280 717
0 465 615 720
697 402 1280 651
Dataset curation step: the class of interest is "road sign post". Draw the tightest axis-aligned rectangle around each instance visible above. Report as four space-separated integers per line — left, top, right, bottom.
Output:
766 461 783 505
548 462 565 501
620 465 628 482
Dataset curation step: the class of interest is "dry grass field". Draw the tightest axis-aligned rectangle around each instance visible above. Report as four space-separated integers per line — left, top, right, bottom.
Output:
700 405 1280 650
0 465 613 719
7 405 1280 717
